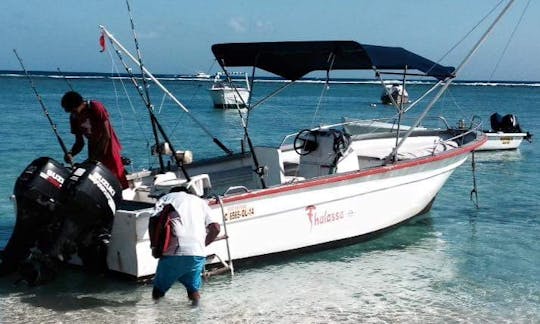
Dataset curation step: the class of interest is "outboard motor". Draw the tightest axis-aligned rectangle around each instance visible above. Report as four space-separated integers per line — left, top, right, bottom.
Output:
501 114 522 133
490 113 523 133
52 160 122 272
0 157 70 276
490 113 504 132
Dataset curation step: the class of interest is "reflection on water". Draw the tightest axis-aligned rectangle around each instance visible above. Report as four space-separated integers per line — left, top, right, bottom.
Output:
2 210 538 323
473 149 522 163
20 294 139 312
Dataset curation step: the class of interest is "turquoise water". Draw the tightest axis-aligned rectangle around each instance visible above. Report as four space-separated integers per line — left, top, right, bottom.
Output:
0 76 539 322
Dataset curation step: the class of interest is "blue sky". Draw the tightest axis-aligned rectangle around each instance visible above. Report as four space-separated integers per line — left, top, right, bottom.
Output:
1 0 538 81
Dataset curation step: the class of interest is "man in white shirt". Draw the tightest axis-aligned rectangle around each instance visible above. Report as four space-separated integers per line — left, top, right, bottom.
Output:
151 187 220 306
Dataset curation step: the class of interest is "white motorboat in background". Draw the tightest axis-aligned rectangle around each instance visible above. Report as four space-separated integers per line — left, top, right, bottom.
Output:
194 71 212 79
381 83 409 105
476 113 533 151
209 71 250 108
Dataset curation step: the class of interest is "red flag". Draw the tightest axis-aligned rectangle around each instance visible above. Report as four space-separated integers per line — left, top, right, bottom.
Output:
99 33 106 52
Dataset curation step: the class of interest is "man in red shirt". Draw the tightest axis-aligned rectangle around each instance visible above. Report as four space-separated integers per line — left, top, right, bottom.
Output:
61 91 128 189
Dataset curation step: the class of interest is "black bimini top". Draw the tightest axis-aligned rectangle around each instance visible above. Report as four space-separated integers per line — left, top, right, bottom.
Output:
211 41 455 81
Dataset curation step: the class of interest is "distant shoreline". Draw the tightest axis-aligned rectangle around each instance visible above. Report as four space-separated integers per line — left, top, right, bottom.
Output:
1 70 538 87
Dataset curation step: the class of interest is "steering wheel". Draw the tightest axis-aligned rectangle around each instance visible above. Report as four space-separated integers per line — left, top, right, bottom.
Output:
293 129 317 156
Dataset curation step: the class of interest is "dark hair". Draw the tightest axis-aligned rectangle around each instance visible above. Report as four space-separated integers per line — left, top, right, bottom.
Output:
61 91 83 110
169 186 189 193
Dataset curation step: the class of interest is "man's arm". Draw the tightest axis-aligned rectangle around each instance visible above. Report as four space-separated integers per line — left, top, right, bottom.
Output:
64 134 85 163
205 223 221 246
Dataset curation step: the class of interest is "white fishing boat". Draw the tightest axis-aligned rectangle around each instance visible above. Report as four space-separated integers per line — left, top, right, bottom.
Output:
106 33 487 275
343 114 532 152
194 72 212 79
475 113 533 151
2 0 518 284
381 83 409 105
209 71 250 108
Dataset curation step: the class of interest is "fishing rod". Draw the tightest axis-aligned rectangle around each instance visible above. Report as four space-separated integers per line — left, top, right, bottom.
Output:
125 0 167 174
13 49 74 168
99 25 233 156
56 67 75 91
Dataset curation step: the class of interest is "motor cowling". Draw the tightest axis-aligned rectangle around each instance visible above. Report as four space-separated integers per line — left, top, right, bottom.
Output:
0 157 70 276
14 157 70 207
52 161 123 270
61 160 122 225
1 159 124 283
490 113 523 133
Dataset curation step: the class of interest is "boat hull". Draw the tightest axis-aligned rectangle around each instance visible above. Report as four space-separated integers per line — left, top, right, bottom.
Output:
475 132 527 151
204 153 465 265
107 143 472 278
209 88 250 108
381 94 409 105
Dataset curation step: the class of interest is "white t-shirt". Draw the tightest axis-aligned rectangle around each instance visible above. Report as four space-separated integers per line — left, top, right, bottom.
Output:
153 191 220 257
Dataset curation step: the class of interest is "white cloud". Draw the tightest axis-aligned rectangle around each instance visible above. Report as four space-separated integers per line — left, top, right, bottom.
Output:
229 17 247 33
255 20 274 33
228 17 274 34
138 31 160 39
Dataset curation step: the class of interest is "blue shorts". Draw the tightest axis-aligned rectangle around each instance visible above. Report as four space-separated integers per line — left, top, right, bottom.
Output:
153 255 206 294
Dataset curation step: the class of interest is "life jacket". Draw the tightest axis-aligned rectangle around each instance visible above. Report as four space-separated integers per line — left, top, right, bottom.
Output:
148 204 175 259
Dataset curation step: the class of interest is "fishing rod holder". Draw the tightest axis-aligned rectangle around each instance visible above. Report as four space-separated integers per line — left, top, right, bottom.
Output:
151 142 193 165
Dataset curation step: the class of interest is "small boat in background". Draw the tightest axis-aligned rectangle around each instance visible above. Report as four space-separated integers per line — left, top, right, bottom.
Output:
194 72 212 79
209 71 250 109
381 83 409 105
476 113 533 151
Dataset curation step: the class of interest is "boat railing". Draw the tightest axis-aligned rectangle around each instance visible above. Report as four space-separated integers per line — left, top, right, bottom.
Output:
278 116 454 148
278 115 483 155
469 115 483 130
224 185 250 196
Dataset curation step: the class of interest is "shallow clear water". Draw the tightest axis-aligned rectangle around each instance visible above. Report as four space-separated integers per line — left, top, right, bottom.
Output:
0 76 538 322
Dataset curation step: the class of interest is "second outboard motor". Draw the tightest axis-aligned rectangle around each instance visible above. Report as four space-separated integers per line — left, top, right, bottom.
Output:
501 114 523 133
53 160 122 271
0 157 70 276
490 113 523 133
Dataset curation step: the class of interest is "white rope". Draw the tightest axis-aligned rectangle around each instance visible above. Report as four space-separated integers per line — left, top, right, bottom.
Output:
310 82 330 127
106 44 154 169
107 48 125 129
107 47 150 141
489 0 531 81
435 0 505 66
157 91 167 114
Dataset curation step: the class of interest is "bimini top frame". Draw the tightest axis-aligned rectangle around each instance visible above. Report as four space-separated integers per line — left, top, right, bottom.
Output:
211 0 515 161
211 41 455 82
